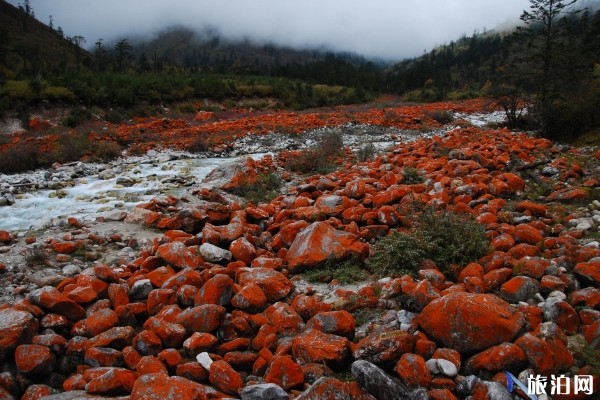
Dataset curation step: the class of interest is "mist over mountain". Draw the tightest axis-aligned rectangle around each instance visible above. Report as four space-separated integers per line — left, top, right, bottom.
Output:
6 0 533 60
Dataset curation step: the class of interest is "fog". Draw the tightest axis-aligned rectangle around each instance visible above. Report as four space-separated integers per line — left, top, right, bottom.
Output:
9 0 537 60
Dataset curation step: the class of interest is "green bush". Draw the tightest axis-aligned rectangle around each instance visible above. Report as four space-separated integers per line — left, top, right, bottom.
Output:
290 131 345 174
424 110 454 124
41 86 76 103
370 208 489 277
230 172 283 204
62 108 93 128
305 258 369 284
402 166 424 184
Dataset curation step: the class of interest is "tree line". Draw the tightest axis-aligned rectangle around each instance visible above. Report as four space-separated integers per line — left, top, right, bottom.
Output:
1 0 599 140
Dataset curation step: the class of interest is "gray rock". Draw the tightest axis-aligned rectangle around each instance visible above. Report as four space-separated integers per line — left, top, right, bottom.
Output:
29 270 65 287
456 375 481 396
128 279 153 300
62 264 82 277
541 166 560 176
4 193 15 205
199 243 232 263
481 381 512 400
499 276 540 304
39 390 129 399
0 197 8 207
240 383 289 400
351 360 410 400
116 177 135 187
98 169 116 180
104 211 127 221
408 388 428 400
398 309 417 331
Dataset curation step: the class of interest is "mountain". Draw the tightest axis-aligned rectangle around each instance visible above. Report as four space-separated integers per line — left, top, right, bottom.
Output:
114 26 383 72
0 0 92 77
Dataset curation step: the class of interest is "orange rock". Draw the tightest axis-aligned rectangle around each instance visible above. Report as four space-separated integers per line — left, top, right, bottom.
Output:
130 372 206 399
29 286 86 321
264 356 305 390
209 360 244 395
463 342 526 376
194 274 233 307
86 308 120 338
229 237 257 265
395 353 431 388
15 344 56 375
292 329 351 369
231 284 267 313
0 230 11 244
236 267 294 302
133 330 163 356
306 310 356 340
264 302 305 335
546 187 589 203
157 242 200 269
286 221 369 272
65 286 98 304
174 304 225 335
143 317 187 349
353 330 415 367
84 347 125 368
417 293 525 353
515 333 556 375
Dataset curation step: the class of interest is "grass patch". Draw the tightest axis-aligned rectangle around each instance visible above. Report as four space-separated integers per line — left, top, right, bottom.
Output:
351 307 386 328
370 208 489 278
304 256 369 284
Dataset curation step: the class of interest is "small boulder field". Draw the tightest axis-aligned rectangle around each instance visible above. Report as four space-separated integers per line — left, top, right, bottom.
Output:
2 117 600 399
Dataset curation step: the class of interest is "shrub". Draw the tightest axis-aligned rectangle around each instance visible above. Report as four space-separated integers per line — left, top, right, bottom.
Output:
186 134 210 153
53 132 93 162
370 208 489 277
290 131 344 174
94 141 123 160
304 256 369 284
231 172 283 204
41 86 75 103
424 110 454 124
402 166 424 184
357 142 376 162
62 108 93 128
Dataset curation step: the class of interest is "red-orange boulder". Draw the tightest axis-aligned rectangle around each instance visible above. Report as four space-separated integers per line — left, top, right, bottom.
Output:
416 293 525 353
286 221 369 272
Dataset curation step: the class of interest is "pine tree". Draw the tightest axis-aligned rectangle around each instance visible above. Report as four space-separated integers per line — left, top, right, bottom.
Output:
114 39 134 73
512 0 583 137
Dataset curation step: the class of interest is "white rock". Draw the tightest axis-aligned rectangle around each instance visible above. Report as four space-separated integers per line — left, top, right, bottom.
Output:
547 291 566 300
426 359 440 375
196 352 213 370
436 359 458 377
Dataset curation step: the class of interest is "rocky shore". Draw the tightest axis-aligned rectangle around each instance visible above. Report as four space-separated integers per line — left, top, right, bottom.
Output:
1 107 600 399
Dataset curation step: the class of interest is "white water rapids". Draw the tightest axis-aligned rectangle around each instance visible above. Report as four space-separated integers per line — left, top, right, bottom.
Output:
0 154 266 232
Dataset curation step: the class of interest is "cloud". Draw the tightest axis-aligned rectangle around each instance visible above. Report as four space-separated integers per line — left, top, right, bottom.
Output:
13 0 532 60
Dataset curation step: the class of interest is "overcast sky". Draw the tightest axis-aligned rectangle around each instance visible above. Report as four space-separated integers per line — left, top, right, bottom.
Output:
9 0 533 60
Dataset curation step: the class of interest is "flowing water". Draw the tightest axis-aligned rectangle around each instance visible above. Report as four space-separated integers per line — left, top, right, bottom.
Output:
0 154 266 232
